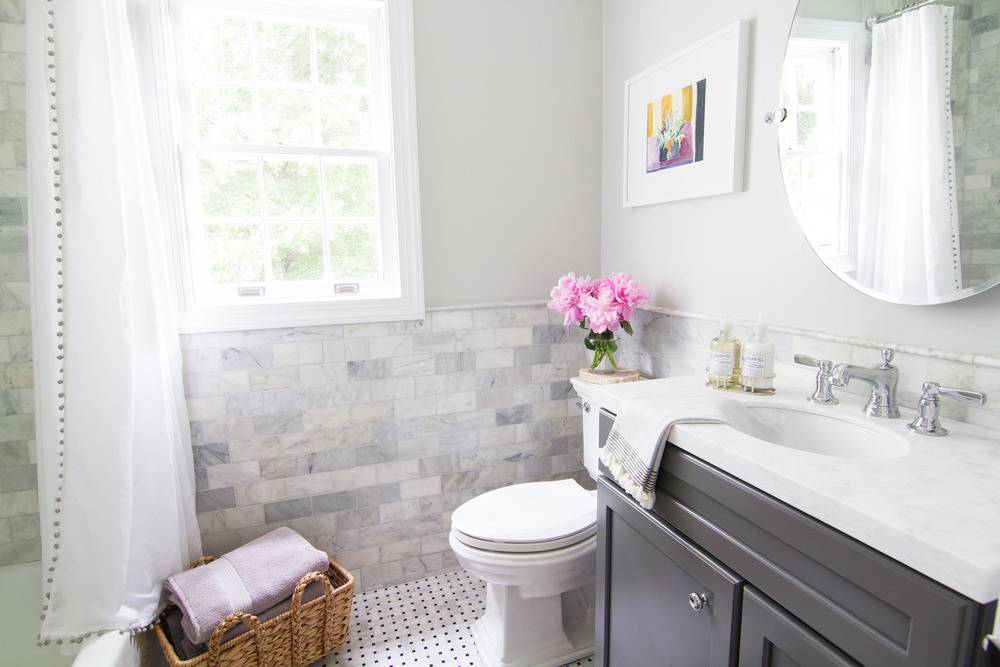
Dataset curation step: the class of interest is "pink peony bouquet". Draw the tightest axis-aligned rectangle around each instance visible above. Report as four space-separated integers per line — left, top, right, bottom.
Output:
547 272 649 371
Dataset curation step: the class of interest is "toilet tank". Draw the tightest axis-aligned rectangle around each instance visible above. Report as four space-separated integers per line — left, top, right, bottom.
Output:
575 384 603 479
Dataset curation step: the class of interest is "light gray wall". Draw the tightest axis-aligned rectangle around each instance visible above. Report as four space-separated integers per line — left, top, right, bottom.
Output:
414 0 603 307
602 0 1000 356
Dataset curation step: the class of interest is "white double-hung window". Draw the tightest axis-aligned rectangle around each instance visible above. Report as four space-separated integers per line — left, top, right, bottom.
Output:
170 0 422 331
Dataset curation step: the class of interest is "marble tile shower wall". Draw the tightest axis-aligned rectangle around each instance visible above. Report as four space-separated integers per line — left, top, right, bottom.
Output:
866 0 1000 287
0 1 33 569
182 305 589 590
618 309 1000 431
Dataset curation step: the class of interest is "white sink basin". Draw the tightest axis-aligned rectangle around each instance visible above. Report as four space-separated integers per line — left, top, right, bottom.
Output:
731 405 911 460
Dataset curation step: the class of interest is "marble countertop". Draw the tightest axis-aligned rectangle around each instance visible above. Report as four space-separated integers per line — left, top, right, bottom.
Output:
571 363 1000 604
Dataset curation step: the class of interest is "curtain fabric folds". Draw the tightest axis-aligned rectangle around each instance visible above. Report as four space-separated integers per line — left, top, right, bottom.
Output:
856 5 962 300
26 0 201 642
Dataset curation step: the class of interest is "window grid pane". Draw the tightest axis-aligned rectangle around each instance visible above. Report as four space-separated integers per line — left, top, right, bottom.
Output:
263 157 322 219
187 13 374 150
316 24 370 89
188 9 251 81
198 156 261 218
193 151 387 288
204 223 266 284
323 157 378 219
195 84 254 143
329 222 381 280
254 19 311 84
269 223 325 281
182 3 392 300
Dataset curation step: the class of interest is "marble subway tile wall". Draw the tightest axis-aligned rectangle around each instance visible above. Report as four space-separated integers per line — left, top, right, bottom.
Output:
0 1 34 568
183 305 590 590
953 0 1000 286
865 0 1000 287
618 308 1000 431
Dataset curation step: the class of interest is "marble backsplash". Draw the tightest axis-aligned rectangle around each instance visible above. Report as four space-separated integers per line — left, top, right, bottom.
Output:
617 307 1000 431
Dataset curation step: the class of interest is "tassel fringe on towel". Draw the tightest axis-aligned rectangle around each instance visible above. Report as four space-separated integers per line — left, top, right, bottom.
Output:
600 445 657 509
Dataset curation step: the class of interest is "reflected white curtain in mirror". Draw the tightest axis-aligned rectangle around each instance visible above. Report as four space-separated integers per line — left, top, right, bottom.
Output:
26 0 201 643
856 4 962 300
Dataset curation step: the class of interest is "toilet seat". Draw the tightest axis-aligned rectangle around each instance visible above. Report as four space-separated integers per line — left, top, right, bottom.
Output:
450 479 596 554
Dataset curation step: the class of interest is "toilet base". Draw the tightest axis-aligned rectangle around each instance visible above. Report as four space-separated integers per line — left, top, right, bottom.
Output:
471 582 594 667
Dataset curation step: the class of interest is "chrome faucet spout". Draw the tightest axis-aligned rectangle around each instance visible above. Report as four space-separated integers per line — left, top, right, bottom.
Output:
829 349 900 419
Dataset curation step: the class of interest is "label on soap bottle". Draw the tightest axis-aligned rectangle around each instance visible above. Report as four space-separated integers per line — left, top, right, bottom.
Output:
742 353 767 378
709 351 734 376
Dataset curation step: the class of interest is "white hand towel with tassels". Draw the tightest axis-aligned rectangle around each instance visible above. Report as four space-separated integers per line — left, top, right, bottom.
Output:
600 397 758 509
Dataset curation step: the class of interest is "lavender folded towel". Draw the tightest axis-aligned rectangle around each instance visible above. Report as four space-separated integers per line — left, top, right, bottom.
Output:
164 527 329 645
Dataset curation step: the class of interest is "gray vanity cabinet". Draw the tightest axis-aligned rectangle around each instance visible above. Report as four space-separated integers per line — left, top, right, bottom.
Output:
739 587 858 667
596 478 742 666
594 409 997 667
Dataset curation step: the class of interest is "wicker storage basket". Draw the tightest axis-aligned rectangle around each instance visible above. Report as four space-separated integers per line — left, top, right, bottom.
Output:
154 556 354 667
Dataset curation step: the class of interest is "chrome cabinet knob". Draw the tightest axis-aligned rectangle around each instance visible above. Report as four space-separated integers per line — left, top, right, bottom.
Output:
688 592 709 612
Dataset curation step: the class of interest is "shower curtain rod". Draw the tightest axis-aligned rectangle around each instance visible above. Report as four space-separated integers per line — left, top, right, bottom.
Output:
866 0 945 30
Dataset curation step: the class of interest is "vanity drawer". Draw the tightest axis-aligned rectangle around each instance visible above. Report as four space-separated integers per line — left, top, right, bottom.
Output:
653 448 991 667
596 478 743 667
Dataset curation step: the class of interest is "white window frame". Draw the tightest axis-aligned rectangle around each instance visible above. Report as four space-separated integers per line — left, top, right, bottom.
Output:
166 0 423 332
783 18 867 274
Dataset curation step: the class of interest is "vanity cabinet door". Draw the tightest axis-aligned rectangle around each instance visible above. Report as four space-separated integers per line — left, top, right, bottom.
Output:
596 478 742 667
653 448 993 667
739 587 859 667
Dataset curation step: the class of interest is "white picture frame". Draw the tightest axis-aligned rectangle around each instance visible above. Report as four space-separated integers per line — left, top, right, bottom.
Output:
623 20 750 207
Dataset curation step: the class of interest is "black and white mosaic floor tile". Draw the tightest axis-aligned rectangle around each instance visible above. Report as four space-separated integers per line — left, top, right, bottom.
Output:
313 569 594 667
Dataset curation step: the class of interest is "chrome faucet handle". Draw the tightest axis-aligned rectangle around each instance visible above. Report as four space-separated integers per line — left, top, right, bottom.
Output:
794 354 838 404
907 381 987 437
878 348 895 369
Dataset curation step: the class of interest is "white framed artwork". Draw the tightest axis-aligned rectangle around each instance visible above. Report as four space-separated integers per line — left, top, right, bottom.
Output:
623 20 750 207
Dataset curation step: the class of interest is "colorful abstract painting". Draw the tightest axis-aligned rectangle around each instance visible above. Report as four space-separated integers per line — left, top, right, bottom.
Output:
645 79 707 173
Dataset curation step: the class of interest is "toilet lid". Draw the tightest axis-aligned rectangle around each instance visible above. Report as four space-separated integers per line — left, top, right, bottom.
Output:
451 479 596 552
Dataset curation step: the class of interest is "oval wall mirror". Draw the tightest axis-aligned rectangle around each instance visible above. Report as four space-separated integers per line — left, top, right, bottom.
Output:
779 0 1000 304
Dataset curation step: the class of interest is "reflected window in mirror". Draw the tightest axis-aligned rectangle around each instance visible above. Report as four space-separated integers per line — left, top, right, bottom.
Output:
781 19 867 275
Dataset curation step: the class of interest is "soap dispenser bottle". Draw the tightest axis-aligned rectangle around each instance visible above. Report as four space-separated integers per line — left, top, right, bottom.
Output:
708 320 741 389
741 317 775 394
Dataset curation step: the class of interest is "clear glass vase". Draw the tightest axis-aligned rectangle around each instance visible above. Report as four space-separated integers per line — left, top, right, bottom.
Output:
586 332 620 374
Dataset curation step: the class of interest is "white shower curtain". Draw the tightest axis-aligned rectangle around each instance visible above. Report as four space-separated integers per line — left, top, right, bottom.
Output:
856 4 962 300
26 0 201 642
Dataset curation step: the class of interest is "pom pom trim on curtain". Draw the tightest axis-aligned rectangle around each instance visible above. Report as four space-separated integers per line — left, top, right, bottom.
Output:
31 0 73 648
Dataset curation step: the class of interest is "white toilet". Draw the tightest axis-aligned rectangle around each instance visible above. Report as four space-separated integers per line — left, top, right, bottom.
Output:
449 390 601 667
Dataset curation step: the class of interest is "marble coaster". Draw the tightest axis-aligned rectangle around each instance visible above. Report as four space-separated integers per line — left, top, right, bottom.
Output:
578 368 641 384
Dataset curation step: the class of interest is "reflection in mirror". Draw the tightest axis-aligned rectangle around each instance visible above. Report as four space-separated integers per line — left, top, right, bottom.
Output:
781 0 1000 304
